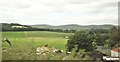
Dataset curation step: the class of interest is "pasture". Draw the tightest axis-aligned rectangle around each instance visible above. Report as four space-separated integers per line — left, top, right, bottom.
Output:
2 31 73 60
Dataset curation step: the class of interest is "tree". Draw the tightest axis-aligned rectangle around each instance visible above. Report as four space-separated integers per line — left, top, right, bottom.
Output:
95 33 109 46
67 30 98 52
109 26 120 48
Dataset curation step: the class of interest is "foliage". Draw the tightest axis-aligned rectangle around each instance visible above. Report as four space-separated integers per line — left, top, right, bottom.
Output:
65 46 93 60
67 30 100 52
2 23 76 33
109 26 120 48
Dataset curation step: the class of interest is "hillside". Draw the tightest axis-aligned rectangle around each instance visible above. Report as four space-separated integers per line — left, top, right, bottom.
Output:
31 24 52 28
2 23 115 30
31 24 114 30
2 23 38 31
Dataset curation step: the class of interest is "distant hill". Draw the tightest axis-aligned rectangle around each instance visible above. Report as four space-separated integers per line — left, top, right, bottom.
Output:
2 23 115 31
31 24 53 28
31 24 114 30
2 23 38 31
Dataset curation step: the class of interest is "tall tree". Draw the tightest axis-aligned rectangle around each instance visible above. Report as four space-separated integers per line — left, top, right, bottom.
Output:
109 26 120 48
67 30 99 52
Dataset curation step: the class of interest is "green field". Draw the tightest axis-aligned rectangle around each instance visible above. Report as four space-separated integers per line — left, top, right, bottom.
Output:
2 31 73 60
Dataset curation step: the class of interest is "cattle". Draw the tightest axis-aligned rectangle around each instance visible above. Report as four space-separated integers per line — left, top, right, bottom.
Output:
53 49 63 53
66 51 71 55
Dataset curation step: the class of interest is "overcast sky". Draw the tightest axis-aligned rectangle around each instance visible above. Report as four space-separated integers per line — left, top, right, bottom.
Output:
0 0 119 25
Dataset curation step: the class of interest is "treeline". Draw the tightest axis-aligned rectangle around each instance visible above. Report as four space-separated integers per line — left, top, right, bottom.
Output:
2 23 76 33
67 26 120 52
2 23 112 34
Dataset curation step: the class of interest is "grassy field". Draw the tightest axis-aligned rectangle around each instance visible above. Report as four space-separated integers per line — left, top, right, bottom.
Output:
2 31 73 60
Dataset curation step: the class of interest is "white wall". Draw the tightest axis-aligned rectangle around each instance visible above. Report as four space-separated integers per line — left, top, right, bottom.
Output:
111 50 120 57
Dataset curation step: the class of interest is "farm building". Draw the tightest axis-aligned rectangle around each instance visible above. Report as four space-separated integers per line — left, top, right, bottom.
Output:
96 47 120 61
12 26 27 28
111 47 120 57
102 48 120 61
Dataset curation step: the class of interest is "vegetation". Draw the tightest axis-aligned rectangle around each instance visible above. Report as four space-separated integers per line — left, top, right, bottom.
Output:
109 26 120 48
2 31 73 60
65 26 120 60
2 23 119 60
66 29 109 52
32 24 114 30
67 30 95 52
2 23 76 33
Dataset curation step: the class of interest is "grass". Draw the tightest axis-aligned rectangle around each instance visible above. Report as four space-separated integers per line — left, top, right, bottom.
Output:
2 31 73 60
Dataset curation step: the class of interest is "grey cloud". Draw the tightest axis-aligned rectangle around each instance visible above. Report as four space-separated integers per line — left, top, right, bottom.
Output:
86 2 118 14
105 2 118 7
98 2 118 8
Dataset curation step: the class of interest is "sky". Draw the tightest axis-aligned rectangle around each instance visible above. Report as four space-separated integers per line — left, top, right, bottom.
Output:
0 0 119 25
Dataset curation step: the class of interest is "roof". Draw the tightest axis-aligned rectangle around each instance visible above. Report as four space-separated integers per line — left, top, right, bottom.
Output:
112 47 120 52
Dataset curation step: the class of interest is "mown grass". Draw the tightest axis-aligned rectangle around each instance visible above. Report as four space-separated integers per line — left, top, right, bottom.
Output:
2 31 73 60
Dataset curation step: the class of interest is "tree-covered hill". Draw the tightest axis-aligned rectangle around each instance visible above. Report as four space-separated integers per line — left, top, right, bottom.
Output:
31 24 114 30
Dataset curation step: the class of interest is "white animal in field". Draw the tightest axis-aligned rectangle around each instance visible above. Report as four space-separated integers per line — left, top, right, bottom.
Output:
66 52 71 54
53 49 63 53
52 47 63 53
